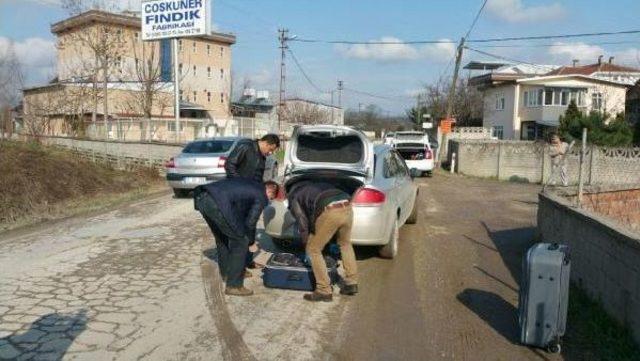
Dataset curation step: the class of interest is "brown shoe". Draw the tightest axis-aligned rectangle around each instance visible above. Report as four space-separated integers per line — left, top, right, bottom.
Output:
244 270 253 278
303 291 333 302
225 286 254 296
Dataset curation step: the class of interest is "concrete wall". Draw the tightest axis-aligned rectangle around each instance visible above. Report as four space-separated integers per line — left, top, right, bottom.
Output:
35 135 183 173
537 190 640 344
450 140 640 185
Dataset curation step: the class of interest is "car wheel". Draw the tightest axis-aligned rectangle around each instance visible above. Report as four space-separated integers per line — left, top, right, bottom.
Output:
406 195 419 224
379 220 399 259
173 188 189 198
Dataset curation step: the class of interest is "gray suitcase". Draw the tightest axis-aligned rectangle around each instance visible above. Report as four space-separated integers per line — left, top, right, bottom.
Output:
518 243 571 353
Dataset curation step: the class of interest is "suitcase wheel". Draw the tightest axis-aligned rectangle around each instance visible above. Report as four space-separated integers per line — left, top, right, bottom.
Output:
546 341 561 354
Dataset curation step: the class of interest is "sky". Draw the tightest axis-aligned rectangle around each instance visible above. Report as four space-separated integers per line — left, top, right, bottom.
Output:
1 0 640 115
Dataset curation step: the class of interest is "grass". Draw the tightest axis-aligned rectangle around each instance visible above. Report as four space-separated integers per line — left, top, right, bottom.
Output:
0 140 164 232
564 285 640 361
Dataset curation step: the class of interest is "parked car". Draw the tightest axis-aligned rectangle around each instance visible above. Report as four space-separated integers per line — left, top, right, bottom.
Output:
165 137 279 197
263 125 418 259
383 131 395 145
393 131 435 177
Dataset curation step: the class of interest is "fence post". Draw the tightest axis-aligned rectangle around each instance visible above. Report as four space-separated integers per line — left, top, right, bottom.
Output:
589 145 595 185
577 128 587 207
497 142 503 180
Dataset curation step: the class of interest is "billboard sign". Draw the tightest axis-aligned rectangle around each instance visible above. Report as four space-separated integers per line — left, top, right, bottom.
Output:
141 0 210 40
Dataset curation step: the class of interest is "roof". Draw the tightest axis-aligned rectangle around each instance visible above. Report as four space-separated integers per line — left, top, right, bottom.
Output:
463 61 509 70
180 101 205 110
51 10 236 44
284 98 342 109
468 63 559 87
546 62 640 76
23 81 174 93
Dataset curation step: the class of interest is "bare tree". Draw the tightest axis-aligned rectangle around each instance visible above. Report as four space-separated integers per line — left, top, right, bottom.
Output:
409 76 483 127
282 101 329 125
0 41 24 139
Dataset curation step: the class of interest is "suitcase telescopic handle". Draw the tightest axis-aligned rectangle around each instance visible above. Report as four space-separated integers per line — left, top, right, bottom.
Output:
548 243 560 251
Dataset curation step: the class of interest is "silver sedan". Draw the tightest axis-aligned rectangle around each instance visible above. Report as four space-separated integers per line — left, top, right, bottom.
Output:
263 125 418 259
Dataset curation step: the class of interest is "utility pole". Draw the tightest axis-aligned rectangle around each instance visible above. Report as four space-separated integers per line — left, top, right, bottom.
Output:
278 28 289 133
446 37 465 119
337 80 344 108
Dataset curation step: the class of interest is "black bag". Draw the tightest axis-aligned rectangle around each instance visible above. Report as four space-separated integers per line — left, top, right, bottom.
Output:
519 243 571 353
263 253 339 291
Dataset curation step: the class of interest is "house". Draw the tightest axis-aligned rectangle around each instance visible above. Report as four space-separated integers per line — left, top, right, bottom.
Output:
22 9 236 141
469 58 638 140
231 89 275 118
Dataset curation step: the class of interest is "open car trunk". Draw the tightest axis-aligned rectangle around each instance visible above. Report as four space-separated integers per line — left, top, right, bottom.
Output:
284 171 364 197
395 142 429 161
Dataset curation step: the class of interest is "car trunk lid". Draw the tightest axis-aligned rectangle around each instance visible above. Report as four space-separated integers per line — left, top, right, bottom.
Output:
284 126 373 178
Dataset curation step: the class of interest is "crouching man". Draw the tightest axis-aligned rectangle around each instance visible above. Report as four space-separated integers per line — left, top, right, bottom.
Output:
288 181 358 302
195 178 279 296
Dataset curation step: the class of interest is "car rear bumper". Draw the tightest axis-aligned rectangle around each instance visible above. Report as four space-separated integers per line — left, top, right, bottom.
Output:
166 172 226 189
404 159 434 172
263 202 390 246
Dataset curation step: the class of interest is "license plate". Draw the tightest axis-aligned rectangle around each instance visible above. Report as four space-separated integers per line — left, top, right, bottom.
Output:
184 177 205 184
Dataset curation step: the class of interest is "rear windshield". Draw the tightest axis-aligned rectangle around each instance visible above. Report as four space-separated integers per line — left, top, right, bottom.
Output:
395 133 427 141
183 140 235 154
395 142 426 148
296 133 363 164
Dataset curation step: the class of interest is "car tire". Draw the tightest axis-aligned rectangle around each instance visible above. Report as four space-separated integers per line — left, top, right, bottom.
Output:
406 195 419 224
173 188 189 198
424 171 433 177
379 220 399 259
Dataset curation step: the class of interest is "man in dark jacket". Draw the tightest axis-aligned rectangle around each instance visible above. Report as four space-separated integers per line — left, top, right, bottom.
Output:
288 181 359 302
225 134 280 182
195 178 279 296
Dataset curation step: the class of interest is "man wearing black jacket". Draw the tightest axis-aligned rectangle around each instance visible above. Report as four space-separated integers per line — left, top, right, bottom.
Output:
195 178 279 296
288 181 359 302
225 134 280 182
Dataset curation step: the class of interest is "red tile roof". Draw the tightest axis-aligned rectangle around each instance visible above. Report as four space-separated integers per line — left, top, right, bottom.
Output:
546 62 640 76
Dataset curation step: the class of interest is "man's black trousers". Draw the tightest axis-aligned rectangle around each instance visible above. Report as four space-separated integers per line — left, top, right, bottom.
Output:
196 193 249 288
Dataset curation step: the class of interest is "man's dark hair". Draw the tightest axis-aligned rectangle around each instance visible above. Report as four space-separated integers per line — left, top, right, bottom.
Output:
264 180 280 193
260 134 280 148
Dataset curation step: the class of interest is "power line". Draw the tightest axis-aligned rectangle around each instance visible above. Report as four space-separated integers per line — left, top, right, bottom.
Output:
343 87 411 101
288 29 640 46
473 39 640 48
464 0 488 39
287 48 330 94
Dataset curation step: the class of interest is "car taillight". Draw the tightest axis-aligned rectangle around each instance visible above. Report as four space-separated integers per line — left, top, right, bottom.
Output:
217 157 227 168
425 149 433 160
165 157 175 168
352 187 386 206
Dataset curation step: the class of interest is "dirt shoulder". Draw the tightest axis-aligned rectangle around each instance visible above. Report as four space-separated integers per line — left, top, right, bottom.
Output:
0 140 165 232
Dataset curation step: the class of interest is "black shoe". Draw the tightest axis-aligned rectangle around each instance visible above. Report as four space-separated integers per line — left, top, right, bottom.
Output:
303 291 333 302
340 284 358 296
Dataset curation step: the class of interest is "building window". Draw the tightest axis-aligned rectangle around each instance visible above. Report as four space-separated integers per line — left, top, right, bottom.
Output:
115 56 122 72
179 63 183 75
220 46 224 57
207 44 211 55
592 92 603 111
193 91 197 102
207 91 211 102
495 95 505 111
220 69 224 80
544 89 553 105
134 32 139 40
553 90 562 105
193 65 196 76
560 90 569 106
135 58 139 69
492 126 504 140
192 41 196 53
578 91 586 107
179 90 184 101
207 67 211 78
524 89 542 107
220 92 224 103
179 40 183 52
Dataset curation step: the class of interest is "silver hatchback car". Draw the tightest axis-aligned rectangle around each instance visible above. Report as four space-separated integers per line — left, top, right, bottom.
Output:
165 137 279 197
263 125 418 258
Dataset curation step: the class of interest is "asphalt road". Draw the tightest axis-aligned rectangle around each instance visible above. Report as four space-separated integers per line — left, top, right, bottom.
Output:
0 173 566 360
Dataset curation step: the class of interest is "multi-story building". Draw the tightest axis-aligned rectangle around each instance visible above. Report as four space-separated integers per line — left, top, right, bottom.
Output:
22 9 235 141
468 58 638 140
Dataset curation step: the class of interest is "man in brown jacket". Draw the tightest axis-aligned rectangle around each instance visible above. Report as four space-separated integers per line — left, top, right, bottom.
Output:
288 180 358 302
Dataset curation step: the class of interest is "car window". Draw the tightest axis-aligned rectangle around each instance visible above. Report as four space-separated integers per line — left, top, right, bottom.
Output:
392 152 409 178
383 153 397 178
183 140 235 154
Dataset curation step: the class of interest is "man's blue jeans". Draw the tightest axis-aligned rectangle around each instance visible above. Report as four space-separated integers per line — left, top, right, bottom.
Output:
197 193 250 288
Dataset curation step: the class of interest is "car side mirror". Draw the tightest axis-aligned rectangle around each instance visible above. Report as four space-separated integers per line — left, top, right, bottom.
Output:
410 168 420 178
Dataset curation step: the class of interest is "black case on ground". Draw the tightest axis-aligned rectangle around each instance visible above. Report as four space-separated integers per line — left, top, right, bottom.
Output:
263 253 339 291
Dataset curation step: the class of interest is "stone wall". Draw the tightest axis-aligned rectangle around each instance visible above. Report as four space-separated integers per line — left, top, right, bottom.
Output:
450 140 639 185
537 190 640 345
